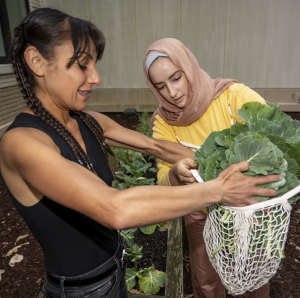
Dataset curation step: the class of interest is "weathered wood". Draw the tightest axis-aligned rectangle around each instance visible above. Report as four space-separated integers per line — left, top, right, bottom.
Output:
165 217 183 298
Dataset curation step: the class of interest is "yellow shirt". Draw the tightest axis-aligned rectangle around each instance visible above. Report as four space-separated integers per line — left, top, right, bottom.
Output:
152 83 265 213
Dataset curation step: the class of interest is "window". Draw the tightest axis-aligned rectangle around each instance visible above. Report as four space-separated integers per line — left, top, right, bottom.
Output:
0 0 29 64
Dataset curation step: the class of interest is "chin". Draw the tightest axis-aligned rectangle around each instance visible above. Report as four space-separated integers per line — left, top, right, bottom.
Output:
73 104 86 112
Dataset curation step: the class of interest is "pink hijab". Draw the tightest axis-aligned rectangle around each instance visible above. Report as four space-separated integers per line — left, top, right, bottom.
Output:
143 38 239 129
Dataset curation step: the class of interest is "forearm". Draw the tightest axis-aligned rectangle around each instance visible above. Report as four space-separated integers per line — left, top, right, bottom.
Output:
93 181 219 230
107 136 194 164
150 139 194 164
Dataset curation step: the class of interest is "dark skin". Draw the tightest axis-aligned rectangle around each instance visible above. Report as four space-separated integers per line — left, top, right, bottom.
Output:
0 40 281 230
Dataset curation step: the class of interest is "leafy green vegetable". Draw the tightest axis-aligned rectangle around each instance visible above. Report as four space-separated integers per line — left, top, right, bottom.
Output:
120 228 137 248
139 267 166 295
125 267 139 291
194 101 300 205
139 225 157 235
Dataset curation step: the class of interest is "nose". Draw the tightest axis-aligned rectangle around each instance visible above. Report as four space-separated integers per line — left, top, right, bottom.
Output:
168 84 177 98
88 66 101 86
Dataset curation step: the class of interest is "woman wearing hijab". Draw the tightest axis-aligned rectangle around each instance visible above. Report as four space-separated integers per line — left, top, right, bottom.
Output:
144 38 269 298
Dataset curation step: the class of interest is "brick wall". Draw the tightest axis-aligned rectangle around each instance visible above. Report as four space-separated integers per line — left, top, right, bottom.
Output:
0 72 25 136
0 0 43 137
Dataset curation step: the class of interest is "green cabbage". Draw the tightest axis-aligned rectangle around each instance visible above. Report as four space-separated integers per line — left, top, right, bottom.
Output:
194 101 300 204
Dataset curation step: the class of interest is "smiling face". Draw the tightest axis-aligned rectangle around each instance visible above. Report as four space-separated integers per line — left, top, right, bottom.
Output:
38 39 101 112
148 57 189 108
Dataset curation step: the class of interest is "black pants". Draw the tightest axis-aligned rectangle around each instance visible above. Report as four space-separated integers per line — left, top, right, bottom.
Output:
39 237 128 298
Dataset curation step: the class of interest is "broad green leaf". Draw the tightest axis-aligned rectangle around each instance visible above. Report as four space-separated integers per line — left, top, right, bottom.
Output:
293 119 300 136
233 132 267 146
287 135 300 144
215 128 231 147
126 267 138 291
120 161 134 174
230 122 249 136
133 171 142 178
237 102 275 125
149 167 157 173
265 135 291 154
139 225 156 235
266 101 281 113
283 153 299 177
202 131 220 158
221 160 229 170
205 152 222 181
250 119 281 136
276 118 295 140
136 162 152 173
229 138 284 175
225 134 235 148
216 148 227 161
280 172 300 197
139 267 166 295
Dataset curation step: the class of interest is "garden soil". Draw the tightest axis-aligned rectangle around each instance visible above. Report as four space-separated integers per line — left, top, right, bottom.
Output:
0 112 299 297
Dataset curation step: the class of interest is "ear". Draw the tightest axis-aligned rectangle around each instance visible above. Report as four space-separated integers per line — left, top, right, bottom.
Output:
24 46 45 77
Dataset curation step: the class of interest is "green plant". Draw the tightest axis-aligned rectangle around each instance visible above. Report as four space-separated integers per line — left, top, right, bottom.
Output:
194 101 300 258
136 112 152 137
136 112 156 162
120 228 137 248
127 244 143 270
194 101 300 203
109 146 130 167
126 266 166 295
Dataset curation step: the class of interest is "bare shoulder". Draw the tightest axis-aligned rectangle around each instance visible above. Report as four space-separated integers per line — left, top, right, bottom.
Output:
1 127 59 168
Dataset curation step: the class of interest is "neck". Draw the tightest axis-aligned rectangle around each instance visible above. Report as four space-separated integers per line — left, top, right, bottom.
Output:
31 89 74 127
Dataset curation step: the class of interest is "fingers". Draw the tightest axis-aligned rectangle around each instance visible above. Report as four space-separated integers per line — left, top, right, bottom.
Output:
218 161 249 177
253 174 282 186
251 187 278 198
182 158 198 169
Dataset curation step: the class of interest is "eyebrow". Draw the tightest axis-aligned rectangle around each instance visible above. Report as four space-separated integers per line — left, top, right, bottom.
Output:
153 70 181 85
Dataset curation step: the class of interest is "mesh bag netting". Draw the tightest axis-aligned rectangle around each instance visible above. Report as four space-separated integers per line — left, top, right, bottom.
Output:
203 186 300 295
191 169 300 295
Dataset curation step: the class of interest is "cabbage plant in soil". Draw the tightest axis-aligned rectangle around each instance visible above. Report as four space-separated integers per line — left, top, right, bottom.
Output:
194 101 300 258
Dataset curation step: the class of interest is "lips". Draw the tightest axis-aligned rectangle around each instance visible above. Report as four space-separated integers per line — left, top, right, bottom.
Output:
78 89 92 99
174 95 183 103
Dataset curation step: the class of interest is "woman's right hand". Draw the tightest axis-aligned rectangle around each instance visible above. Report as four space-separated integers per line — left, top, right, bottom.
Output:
169 158 199 186
213 161 281 207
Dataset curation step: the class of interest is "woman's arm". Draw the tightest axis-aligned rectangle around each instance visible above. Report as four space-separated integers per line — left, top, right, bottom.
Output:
87 111 194 164
1 128 281 230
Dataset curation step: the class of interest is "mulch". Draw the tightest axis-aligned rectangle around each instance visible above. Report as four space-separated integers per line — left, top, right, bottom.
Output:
0 112 300 297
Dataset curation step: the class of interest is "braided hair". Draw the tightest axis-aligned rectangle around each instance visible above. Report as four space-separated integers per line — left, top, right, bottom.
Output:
10 8 117 177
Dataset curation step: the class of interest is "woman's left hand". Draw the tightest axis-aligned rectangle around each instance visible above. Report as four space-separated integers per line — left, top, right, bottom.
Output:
169 158 199 186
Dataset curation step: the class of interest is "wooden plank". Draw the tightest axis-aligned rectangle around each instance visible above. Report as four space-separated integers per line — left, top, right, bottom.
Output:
165 217 183 298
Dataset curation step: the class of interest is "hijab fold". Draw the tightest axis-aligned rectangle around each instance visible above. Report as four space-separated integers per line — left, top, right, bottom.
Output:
143 38 239 129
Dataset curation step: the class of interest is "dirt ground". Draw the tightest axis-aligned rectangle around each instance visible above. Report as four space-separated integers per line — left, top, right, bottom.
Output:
0 112 299 297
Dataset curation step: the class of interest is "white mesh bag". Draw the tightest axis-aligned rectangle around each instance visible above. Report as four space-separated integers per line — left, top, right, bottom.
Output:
191 169 300 295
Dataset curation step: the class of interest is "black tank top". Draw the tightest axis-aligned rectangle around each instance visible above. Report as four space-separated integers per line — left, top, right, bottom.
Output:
0 112 118 276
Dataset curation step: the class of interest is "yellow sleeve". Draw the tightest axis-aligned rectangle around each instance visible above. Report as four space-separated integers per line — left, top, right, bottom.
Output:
229 83 266 124
152 115 177 186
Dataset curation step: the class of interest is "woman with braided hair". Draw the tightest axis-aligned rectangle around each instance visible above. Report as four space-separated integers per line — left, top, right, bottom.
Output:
0 8 281 298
